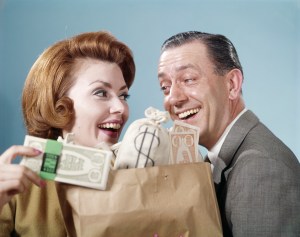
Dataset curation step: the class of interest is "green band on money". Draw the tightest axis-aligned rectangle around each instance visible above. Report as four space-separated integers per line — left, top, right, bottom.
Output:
40 139 63 180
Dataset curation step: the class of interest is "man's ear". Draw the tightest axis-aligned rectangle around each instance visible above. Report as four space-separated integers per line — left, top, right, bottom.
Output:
226 69 243 100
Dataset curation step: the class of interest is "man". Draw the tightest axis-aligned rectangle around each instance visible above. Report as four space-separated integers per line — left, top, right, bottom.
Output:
157 31 300 236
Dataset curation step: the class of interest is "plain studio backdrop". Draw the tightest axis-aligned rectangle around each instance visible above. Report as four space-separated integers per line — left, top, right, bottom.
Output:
0 0 299 161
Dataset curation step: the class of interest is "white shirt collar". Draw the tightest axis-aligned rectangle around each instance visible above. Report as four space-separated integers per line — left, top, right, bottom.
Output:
208 108 248 165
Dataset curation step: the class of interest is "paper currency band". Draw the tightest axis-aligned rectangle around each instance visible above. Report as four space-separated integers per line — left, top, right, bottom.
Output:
40 139 63 180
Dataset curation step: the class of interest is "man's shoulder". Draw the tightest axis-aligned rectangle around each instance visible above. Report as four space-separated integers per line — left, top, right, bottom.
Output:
222 110 299 178
230 110 297 163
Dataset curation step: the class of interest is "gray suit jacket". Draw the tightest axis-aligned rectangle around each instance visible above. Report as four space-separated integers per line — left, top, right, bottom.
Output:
212 110 300 237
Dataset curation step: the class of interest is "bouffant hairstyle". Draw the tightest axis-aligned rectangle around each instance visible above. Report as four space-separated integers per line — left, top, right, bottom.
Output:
22 31 135 139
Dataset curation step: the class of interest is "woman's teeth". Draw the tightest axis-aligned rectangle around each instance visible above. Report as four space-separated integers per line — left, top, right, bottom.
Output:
98 123 121 130
178 108 200 119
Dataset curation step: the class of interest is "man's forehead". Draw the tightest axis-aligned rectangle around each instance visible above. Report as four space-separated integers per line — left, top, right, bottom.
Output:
158 47 205 75
158 61 200 81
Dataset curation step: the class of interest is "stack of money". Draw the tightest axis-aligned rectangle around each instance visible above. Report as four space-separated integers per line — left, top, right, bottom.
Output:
169 121 203 164
21 135 112 190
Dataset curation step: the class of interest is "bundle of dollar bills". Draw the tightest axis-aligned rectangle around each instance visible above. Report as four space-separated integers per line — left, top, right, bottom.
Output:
169 120 203 164
20 135 112 190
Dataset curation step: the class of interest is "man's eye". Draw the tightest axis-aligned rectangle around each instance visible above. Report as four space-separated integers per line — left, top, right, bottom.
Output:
119 93 130 101
184 78 194 83
161 86 170 95
93 89 107 97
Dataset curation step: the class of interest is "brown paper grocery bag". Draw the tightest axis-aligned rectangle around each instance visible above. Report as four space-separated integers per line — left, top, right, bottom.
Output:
56 162 222 237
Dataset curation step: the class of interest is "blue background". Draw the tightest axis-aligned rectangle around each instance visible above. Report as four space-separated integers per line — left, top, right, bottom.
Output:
0 0 299 160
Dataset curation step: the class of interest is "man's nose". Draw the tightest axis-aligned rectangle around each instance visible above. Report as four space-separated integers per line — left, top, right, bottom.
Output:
168 83 188 106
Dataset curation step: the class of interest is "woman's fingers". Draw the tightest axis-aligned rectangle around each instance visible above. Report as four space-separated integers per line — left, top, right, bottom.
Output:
0 164 46 210
0 145 42 164
0 145 47 211
0 164 45 188
23 166 47 188
0 145 45 188
0 179 26 194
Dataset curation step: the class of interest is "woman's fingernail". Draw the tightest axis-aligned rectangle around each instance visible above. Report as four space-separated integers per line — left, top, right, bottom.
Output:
40 180 47 188
34 149 42 155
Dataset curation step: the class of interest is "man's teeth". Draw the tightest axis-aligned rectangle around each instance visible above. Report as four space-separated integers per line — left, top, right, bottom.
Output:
178 108 200 119
98 123 121 129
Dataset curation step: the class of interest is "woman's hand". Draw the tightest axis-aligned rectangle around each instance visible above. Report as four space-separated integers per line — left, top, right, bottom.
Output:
0 145 46 211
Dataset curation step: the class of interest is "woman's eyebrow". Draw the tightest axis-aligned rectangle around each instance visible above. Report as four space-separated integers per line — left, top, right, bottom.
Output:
89 80 111 88
89 80 128 91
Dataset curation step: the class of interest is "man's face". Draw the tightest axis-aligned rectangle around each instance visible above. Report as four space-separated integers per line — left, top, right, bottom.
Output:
158 41 232 149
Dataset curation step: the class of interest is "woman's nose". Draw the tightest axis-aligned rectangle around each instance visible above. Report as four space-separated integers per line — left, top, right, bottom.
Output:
110 97 126 114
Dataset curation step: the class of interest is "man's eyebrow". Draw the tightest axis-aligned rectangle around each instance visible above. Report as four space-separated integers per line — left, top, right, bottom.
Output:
158 63 197 78
158 71 166 78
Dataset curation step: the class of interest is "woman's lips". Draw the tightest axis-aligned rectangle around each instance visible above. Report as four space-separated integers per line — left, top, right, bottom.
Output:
98 121 123 139
100 128 120 139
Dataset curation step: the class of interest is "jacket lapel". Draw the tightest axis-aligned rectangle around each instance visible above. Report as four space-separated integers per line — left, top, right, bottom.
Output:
213 110 259 183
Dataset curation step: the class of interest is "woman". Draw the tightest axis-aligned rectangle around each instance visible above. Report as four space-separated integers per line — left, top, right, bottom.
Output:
0 31 135 236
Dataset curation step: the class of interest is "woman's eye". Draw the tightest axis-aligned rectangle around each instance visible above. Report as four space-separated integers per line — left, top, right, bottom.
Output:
93 89 107 97
119 93 130 101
